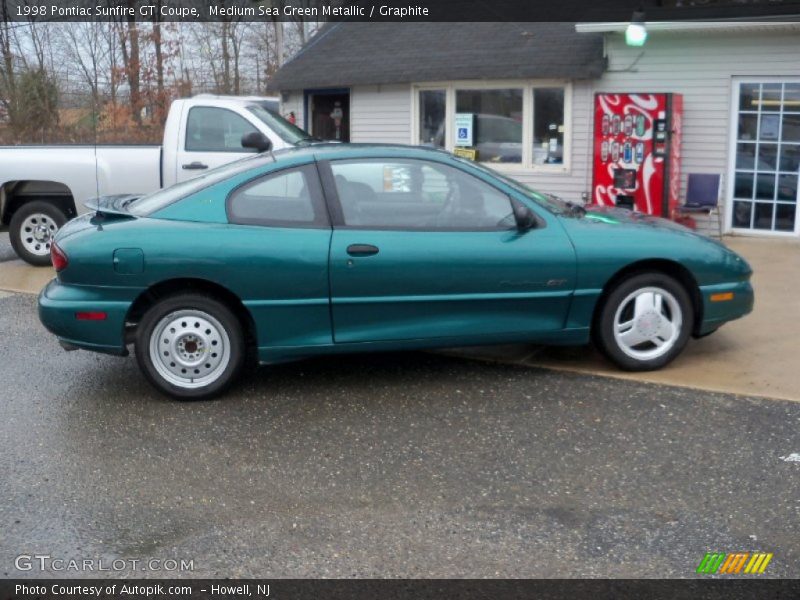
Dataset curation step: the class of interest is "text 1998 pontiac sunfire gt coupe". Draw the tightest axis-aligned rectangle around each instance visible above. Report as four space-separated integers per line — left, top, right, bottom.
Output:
39 143 753 399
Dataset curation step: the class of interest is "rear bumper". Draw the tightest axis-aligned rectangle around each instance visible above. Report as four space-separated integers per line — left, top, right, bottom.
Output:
696 280 754 335
38 278 130 356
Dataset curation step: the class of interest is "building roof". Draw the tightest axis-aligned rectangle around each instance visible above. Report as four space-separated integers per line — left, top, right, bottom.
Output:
267 22 605 91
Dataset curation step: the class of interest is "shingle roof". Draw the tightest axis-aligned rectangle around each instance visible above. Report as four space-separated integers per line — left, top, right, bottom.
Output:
267 22 605 91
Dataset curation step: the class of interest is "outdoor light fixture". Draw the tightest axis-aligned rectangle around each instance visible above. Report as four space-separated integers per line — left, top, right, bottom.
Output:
625 11 648 47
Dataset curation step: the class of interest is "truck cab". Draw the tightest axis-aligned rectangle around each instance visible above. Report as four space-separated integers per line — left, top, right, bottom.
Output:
0 95 313 265
163 95 309 186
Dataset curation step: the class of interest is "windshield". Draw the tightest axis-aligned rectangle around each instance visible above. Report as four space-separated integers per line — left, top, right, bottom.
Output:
451 156 572 214
128 155 271 216
247 104 313 145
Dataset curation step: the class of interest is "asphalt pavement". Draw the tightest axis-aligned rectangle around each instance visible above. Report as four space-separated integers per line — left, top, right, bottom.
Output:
0 291 798 578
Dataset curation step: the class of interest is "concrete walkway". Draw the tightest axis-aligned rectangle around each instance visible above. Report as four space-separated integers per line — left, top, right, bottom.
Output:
0 257 53 294
1 234 798 401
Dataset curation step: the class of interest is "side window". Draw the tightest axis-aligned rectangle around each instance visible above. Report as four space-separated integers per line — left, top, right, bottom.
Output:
227 165 328 228
329 159 514 230
185 107 259 152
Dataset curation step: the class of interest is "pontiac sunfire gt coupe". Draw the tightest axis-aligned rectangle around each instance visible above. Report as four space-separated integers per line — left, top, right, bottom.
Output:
39 143 753 399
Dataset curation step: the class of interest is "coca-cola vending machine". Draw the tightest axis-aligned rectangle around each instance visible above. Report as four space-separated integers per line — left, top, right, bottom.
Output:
591 93 683 217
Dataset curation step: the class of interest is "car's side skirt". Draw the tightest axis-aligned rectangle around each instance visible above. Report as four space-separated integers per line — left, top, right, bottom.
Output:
256 328 591 365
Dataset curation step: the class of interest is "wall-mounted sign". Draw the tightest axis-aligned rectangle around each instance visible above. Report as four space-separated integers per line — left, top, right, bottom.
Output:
454 113 474 147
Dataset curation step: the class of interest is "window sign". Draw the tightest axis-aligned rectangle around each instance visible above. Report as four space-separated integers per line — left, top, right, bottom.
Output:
454 113 474 147
760 114 780 140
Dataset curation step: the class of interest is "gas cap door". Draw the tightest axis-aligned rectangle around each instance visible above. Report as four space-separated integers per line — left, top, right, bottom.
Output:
113 248 144 274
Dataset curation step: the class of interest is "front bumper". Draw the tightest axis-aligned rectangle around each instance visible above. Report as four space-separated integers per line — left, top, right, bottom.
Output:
696 280 754 335
38 278 131 356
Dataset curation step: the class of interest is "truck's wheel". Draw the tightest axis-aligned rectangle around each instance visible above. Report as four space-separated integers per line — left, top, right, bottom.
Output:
135 294 246 400
9 201 67 266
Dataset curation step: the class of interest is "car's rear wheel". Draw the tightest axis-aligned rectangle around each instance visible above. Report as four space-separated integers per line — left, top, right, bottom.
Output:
595 272 693 371
9 201 67 266
135 294 245 400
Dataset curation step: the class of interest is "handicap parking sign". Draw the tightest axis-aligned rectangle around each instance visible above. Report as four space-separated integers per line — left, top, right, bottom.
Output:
454 113 473 147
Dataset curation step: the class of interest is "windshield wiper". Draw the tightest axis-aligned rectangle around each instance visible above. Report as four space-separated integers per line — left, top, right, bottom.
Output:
296 135 325 146
564 200 586 217
543 193 585 217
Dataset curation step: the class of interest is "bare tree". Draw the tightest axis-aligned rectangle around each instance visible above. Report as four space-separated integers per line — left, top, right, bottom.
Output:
61 23 108 112
116 1 142 125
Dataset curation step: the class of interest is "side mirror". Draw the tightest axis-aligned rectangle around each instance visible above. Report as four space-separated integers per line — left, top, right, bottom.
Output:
241 132 272 153
513 204 537 231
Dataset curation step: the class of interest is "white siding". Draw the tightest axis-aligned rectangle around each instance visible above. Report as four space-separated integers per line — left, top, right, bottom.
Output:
350 84 411 144
599 29 800 235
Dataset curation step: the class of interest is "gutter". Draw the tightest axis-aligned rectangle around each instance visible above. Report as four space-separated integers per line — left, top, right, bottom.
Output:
576 20 800 34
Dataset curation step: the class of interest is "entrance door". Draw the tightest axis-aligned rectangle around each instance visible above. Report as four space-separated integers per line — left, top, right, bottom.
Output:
308 91 350 142
730 80 800 234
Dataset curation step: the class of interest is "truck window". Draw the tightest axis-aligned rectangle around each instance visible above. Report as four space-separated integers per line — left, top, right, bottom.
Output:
185 107 259 153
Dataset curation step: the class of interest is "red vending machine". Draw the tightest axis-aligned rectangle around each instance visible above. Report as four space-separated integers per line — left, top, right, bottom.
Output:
591 93 683 217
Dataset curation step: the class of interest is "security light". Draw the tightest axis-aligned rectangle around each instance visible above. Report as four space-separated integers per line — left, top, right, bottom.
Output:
626 11 648 47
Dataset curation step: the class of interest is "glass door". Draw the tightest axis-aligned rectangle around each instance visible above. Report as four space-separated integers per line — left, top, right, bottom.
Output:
731 81 800 234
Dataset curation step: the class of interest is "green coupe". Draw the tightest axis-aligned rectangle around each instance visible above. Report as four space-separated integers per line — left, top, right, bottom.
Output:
39 142 753 399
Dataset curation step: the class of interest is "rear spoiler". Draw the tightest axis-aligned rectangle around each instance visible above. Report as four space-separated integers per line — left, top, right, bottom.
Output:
85 195 139 219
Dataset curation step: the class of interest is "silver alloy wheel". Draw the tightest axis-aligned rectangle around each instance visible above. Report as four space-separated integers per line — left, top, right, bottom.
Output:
612 286 683 361
148 309 231 389
20 213 58 257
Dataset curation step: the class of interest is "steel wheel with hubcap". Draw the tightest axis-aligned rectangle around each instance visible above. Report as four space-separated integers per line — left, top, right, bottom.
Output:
595 273 693 371
9 201 67 266
135 294 245 399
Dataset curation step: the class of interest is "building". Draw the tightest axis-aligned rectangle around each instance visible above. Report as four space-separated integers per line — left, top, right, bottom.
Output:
269 21 800 237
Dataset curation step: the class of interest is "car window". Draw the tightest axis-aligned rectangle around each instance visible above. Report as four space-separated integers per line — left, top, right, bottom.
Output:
329 159 514 230
227 164 328 228
185 106 259 152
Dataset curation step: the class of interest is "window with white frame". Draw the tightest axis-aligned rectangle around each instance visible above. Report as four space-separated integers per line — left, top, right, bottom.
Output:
414 82 571 171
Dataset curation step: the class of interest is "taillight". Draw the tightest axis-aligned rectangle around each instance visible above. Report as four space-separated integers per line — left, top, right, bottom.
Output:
75 311 107 321
51 241 68 272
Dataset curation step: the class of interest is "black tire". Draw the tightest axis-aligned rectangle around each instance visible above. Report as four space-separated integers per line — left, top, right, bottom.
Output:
135 293 245 400
9 201 67 266
594 272 694 371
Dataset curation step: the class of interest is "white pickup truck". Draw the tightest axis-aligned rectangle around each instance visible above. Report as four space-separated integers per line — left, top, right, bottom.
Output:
0 94 313 265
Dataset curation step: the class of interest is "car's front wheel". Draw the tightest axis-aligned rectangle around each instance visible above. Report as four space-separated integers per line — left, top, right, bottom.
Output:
135 294 245 400
595 272 693 371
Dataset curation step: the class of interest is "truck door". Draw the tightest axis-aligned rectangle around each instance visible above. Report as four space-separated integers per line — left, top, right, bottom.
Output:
174 106 260 184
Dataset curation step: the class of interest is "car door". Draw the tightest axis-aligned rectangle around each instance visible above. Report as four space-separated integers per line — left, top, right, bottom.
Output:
223 162 333 349
175 105 260 183
321 156 577 344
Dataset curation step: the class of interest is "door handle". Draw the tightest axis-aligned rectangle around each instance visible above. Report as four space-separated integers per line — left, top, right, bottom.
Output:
346 244 379 257
182 162 208 170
